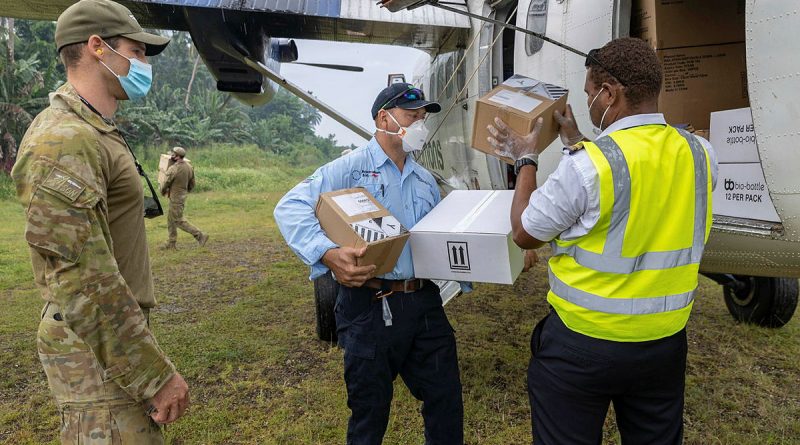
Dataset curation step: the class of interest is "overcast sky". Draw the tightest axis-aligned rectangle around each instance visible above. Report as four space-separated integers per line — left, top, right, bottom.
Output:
279 40 430 147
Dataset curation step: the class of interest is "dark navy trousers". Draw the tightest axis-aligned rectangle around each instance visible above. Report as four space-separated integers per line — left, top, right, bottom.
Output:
528 310 687 445
335 282 463 445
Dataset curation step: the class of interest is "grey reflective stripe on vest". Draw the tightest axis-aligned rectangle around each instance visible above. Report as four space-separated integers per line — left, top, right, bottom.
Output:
676 128 710 263
551 130 709 274
549 270 696 315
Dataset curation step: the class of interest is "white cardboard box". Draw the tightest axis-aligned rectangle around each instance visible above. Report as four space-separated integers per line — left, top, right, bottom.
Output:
710 107 760 164
712 163 780 222
409 190 524 284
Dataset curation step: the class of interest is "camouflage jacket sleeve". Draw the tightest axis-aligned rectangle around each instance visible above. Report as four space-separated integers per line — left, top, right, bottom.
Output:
14 132 175 403
160 164 176 196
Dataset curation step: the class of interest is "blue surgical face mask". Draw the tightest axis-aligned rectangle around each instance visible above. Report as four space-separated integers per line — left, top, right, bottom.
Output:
99 41 153 100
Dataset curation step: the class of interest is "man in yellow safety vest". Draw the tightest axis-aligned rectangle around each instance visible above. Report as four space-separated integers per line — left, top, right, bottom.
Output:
487 37 718 444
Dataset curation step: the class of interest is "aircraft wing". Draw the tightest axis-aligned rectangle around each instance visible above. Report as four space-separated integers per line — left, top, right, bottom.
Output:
2 0 469 52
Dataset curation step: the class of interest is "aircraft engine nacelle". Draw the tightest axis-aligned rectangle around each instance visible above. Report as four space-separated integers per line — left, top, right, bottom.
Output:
184 9 278 107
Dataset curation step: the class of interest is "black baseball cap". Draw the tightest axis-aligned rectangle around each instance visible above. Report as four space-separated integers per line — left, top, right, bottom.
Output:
371 83 441 119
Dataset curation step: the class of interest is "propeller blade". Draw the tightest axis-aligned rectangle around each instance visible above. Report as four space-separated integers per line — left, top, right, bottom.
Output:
291 62 364 72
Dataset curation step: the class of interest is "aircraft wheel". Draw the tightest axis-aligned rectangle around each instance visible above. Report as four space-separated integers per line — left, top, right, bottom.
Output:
723 276 799 328
314 271 339 343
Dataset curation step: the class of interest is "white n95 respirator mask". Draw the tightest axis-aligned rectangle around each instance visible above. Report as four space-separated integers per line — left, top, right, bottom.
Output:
378 111 430 153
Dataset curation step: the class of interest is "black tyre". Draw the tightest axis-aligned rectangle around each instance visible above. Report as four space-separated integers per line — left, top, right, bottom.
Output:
314 271 339 342
723 276 799 328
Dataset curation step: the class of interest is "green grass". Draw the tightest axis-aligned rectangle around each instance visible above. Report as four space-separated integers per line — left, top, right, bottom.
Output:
1 148 799 444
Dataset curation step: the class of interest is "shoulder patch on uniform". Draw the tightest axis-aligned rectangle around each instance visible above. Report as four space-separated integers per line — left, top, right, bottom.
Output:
41 167 86 202
302 174 319 184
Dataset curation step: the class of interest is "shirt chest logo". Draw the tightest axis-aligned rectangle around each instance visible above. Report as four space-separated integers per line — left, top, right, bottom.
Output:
351 169 381 181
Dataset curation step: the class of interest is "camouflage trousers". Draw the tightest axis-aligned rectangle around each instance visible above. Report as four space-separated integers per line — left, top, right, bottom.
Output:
168 197 202 243
38 302 164 445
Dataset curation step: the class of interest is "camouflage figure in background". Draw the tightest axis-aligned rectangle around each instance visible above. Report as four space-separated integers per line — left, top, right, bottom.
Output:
11 1 189 443
160 146 208 250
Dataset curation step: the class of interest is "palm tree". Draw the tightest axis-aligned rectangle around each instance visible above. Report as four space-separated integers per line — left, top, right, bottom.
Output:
0 18 50 173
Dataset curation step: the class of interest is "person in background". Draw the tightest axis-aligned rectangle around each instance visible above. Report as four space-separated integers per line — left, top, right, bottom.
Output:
160 146 208 250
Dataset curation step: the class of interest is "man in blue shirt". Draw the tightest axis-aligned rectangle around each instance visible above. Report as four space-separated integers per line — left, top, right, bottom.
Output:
274 83 463 445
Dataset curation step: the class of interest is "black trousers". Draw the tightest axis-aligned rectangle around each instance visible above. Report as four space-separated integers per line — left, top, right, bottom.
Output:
335 283 464 445
528 311 687 445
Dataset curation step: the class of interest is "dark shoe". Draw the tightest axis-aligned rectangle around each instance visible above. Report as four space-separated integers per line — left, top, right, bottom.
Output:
198 233 209 247
160 241 177 250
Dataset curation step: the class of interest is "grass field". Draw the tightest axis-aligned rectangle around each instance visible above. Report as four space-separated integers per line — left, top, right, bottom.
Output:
1 146 799 444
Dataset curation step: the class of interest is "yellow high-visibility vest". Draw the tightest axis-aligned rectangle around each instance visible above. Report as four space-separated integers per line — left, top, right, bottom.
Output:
548 125 713 342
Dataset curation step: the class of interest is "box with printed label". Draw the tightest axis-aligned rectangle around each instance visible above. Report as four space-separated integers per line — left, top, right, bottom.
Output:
710 107 759 164
712 163 780 222
409 190 524 284
471 75 568 165
631 0 745 50
316 188 410 276
657 43 748 130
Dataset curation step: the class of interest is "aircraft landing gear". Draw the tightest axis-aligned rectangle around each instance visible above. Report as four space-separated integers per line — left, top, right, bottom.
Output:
313 271 339 343
704 274 799 327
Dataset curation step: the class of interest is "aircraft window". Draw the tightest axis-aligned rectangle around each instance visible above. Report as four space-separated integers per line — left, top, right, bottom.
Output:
428 66 437 101
456 49 466 98
445 53 454 99
437 58 446 99
526 0 548 56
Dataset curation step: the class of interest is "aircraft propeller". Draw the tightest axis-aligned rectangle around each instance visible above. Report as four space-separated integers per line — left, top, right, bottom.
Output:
289 62 364 72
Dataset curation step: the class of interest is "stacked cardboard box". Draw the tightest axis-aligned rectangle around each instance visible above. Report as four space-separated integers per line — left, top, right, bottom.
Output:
710 107 780 222
632 0 748 130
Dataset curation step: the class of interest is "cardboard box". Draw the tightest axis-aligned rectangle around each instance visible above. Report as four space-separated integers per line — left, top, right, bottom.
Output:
409 190 524 284
316 188 410 276
710 107 759 164
712 163 780 222
157 153 191 187
632 0 745 50
471 75 568 165
657 43 749 130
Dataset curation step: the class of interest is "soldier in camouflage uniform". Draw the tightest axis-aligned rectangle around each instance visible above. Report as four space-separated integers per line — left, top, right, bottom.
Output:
160 146 208 249
11 1 189 443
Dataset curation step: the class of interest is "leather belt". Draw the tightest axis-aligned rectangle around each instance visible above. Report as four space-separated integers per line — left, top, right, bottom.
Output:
363 278 426 294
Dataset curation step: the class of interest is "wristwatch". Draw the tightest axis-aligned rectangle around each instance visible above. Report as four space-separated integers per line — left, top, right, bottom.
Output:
514 154 539 175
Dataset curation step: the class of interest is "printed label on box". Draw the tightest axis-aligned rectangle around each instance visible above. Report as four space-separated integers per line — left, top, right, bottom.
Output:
712 163 780 222
332 191 380 217
710 108 760 164
447 241 471 271
351 216 406 242
488 89 543 113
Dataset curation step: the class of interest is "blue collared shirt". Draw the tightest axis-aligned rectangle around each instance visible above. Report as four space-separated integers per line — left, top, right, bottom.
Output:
274 137 441 280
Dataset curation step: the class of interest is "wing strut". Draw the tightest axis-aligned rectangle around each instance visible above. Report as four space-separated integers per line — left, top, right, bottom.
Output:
241 58 374 141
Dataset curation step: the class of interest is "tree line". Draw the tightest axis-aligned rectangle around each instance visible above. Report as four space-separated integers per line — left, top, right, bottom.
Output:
0 19 354 173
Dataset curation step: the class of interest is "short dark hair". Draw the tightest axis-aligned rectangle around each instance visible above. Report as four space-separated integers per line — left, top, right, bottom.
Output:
587 37 662 107
59 36 122 69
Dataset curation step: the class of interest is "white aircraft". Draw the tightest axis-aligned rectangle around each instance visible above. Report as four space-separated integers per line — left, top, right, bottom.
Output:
4 0 798 341
385 0 800 332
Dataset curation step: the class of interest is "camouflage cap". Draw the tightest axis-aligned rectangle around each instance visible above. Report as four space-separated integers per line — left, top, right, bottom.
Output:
56 0 170 56
171 147 186 157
